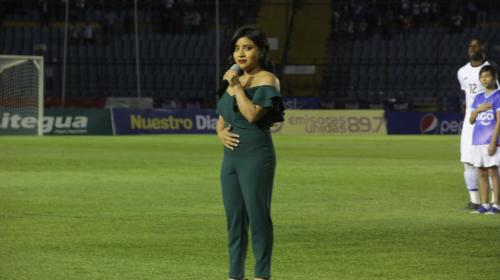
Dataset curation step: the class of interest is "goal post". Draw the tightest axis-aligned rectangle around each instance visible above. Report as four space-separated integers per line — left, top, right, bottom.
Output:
0 55 44 136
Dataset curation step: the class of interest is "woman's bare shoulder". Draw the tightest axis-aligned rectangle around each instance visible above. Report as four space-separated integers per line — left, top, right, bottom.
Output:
252 71 279 89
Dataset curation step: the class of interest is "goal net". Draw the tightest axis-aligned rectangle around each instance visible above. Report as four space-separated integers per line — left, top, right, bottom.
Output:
0 55 44 135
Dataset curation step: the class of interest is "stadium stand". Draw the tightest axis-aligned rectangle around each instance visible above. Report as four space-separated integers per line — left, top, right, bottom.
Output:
1 0 500 111
0 0 258 107
322 0 500 111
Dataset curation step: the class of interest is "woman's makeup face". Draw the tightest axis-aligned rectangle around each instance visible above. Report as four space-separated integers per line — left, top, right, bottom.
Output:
233 36 260 72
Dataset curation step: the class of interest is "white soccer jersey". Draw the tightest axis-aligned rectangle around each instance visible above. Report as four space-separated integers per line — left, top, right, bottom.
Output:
457 61 491 113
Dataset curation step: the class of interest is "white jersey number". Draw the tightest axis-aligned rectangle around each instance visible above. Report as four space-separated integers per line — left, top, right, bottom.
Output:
470 84 479 95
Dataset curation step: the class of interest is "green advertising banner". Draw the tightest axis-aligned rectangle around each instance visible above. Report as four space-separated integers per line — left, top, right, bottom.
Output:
271 110 387 135
43 108 112 135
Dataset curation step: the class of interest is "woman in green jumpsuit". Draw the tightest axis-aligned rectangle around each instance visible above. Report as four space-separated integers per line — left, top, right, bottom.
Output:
216 26 284 280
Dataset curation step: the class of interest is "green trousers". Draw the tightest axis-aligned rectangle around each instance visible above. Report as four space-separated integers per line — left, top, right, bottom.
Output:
220 127 275 279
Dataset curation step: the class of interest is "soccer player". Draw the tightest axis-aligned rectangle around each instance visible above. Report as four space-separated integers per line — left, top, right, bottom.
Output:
469 65 500 214
457 38 496 209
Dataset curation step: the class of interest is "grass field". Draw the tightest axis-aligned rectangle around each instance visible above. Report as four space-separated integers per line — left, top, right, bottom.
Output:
1 135 499 280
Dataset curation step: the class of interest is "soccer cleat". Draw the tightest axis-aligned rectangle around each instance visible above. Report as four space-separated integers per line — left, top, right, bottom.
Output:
465 202 481 210
485 207 500 215
471 206 490 214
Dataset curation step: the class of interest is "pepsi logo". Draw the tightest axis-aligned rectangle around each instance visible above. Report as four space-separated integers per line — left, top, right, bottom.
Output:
420 114 439 134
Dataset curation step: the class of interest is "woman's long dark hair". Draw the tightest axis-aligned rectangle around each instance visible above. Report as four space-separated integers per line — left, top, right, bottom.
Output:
227 25 274 72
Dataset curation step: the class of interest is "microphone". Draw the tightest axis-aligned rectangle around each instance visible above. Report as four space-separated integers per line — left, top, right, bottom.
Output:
217 64 241 97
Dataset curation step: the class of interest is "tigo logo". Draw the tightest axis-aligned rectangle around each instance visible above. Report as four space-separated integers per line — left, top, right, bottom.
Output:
477 111 494 126
420 114 439 134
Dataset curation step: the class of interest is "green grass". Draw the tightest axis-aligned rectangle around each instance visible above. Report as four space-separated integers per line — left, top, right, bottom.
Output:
0 135 499 280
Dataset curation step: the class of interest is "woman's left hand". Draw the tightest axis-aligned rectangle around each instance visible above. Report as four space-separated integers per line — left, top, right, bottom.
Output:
488 142 497 156
223 69 241 88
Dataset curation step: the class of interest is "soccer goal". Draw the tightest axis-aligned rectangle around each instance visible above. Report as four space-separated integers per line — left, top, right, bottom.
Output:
0 55 44 136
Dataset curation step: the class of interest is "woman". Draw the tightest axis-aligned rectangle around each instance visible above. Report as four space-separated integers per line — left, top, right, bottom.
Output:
215 25 284 280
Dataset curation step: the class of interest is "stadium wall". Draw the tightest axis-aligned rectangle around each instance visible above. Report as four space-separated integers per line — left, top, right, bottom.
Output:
0 108 112 135
0 109 466 135
110 109 387 135
272 110 386 135
112 108 217 135
386 111 464 135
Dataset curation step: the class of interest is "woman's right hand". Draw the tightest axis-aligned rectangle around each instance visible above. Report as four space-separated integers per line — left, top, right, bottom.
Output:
217 125 240 150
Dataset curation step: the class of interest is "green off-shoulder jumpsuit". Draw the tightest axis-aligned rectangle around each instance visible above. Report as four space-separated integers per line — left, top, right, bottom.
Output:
216 85 283 279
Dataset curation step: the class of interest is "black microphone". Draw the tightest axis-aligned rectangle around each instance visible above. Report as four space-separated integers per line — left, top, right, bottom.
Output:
217 64 241 97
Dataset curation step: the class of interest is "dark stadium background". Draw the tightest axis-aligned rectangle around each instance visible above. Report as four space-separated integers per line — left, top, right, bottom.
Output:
1 0 499 112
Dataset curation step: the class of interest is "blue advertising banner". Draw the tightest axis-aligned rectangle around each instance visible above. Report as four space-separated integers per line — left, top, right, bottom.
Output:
112 108 218 135
386 111 465 135
282 97 320 109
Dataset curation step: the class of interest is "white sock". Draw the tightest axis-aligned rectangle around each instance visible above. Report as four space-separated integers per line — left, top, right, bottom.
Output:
482 204 490 208
493 204 500 209
464 165 480 204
